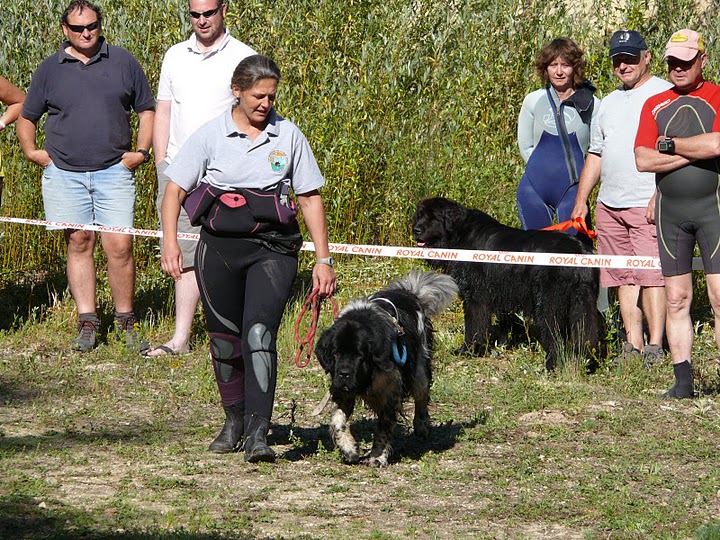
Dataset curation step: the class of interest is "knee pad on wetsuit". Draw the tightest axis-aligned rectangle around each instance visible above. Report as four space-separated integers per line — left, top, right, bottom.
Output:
208 333 244 406
247 323 275 393
213 360 232 383
209 332 242 361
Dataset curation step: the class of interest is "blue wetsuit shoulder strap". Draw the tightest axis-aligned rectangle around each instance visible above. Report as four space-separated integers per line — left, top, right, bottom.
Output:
546 85 579 183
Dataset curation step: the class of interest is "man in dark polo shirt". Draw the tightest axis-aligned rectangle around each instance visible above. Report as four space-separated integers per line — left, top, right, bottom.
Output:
17 0 155 352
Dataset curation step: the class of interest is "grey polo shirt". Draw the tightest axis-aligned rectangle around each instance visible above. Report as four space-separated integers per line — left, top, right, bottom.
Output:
22 38 155 172
166 109 325 195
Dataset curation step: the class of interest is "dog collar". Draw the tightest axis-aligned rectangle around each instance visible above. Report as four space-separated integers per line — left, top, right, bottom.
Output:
370 296 407 366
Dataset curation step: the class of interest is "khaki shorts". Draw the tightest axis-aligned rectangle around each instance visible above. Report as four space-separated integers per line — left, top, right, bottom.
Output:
157 159 200 270
596 202 664 288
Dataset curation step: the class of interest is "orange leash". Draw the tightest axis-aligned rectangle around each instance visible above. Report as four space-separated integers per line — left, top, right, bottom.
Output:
293 288 339 368
542 217 596 239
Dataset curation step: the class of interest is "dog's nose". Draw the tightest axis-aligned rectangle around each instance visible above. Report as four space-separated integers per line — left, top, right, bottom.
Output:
338 368 352 380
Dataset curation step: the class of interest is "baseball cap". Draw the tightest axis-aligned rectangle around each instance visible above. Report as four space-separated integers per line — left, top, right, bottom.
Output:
609 30 647 57
664 29 705 61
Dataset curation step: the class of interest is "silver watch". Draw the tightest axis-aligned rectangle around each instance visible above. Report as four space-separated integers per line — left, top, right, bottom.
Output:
316 256 334 267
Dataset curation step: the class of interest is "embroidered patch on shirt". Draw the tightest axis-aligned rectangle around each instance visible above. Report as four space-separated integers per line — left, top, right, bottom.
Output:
269 151 288 173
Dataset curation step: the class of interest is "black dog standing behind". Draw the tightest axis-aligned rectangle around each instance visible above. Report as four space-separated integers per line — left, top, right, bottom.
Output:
315 271 458 467
412 197 601 371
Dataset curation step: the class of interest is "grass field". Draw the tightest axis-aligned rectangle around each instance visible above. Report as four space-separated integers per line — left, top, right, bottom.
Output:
2 258 720 540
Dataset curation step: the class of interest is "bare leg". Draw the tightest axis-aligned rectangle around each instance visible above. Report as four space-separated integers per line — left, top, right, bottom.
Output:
663 274 693 363
66 229 97 313
641 286 666 347
145 269 199 356
100 232 135 313
706 274 720 350
618 284 643 350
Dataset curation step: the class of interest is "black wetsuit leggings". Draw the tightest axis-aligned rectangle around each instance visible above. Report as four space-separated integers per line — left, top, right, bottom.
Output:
195 231 298 423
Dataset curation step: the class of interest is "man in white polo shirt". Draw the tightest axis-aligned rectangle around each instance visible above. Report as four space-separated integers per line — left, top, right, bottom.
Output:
147 0 255 357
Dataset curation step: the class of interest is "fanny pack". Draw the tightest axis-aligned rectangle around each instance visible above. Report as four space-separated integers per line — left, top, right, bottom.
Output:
183 181 303 254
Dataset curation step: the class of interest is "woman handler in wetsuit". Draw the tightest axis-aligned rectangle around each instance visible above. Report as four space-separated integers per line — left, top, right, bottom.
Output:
516 38 599 244
161 55 336 462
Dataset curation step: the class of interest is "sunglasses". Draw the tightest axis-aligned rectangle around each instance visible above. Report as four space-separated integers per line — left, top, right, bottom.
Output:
189 6 221 19
667 54 700 70
65 20 100 33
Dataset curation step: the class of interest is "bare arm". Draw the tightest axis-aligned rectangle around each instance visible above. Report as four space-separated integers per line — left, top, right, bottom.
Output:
571 152 602 220
160 180 186 281
645 189 658 225
297 189 337 297
0 76 24 129
152 100 171 163
121 108 155 170
635 145 692 173
672 132 720 160
16 116 51 167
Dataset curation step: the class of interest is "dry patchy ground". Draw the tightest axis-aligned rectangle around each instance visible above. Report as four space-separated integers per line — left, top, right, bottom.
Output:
1 317 720 539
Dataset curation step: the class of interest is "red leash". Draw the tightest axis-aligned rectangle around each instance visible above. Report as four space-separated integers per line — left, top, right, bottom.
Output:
542 217 596 239
293 288 338 368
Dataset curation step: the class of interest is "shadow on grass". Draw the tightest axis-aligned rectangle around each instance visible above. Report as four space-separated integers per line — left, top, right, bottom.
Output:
0 268 67 331
274 415 482 465
0 378 42 409
0 495 266 540
0 419 179 457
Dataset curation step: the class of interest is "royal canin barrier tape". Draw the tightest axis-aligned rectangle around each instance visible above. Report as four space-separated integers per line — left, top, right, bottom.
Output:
0 215 704 270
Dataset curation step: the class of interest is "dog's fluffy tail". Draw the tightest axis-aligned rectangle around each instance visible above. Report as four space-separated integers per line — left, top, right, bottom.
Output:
387 270 458 317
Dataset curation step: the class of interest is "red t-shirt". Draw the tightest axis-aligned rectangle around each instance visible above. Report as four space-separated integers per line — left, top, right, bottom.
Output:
635 81 720 197
635 81 720 147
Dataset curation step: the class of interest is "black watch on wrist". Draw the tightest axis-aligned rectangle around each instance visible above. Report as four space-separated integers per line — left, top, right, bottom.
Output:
657 137 675 155
137 149 151 163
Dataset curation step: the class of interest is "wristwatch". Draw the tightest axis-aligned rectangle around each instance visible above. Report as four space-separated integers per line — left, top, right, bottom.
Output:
137 149 151 163
316 256 334 267
657 137 675 155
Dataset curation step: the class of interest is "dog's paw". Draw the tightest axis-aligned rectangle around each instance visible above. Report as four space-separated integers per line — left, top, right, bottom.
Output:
341 449 361 464
367 455 389 468
413 417 431 439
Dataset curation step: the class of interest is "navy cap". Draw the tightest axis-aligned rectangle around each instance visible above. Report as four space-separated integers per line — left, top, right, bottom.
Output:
609 30 648 57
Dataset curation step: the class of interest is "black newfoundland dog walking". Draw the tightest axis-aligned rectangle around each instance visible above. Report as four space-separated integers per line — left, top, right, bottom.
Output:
412 197 601 371
315 271 458 467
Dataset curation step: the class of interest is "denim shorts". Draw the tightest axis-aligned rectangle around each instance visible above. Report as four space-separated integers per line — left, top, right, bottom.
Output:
42 161 136 229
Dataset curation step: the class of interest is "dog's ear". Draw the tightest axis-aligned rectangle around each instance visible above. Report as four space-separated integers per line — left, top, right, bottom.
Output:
443 200 466 231
370 337 396 372
373 355 396 372
314 328 335 372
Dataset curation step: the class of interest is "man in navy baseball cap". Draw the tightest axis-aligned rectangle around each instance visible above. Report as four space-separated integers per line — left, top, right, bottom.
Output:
609 30 648 57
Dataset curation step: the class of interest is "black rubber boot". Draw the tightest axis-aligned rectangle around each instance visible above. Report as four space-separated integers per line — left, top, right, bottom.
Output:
243 414 275 463
661 360 694 399
208 402 245 453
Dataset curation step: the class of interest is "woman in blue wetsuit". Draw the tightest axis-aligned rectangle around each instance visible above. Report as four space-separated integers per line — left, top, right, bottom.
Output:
517 38 599 244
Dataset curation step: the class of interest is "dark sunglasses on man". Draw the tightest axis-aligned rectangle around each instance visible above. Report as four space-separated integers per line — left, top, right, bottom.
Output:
667 54 700 70
65 20 100 33
189 6 221 19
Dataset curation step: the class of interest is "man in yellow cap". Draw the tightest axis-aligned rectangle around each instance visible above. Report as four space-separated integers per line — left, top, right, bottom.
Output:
635 29 720 398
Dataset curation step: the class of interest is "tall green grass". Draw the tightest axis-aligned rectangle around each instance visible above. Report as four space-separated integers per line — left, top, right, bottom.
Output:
0 0 718 271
